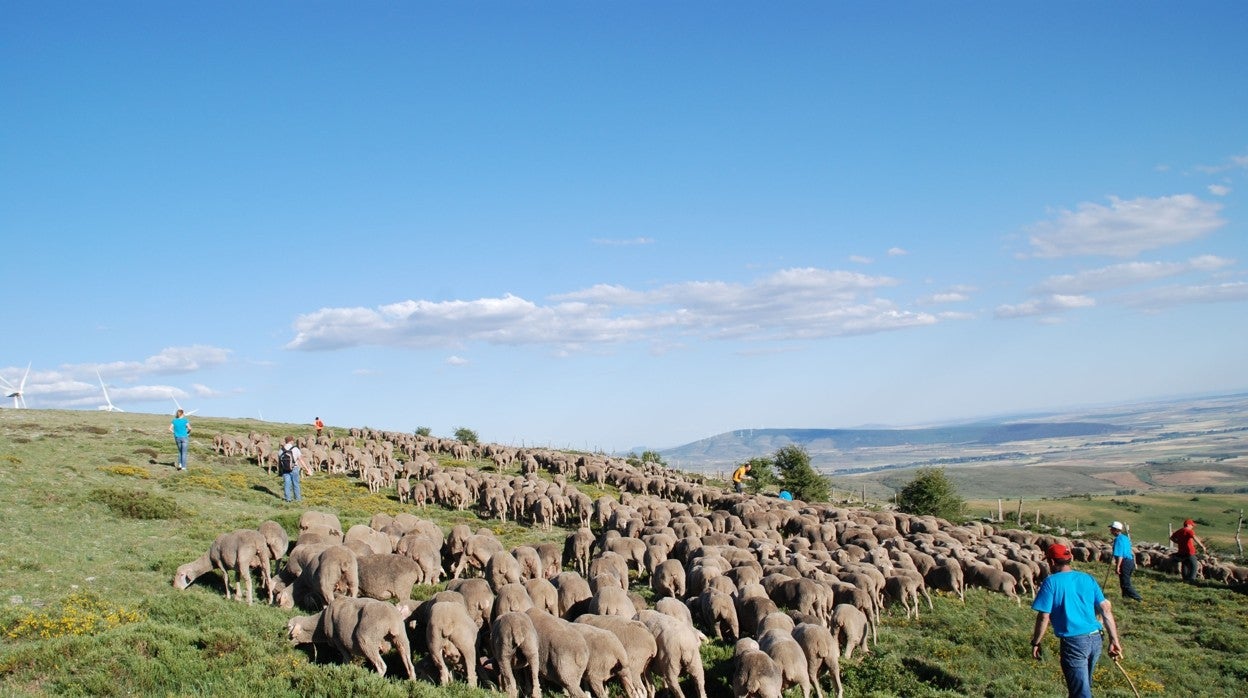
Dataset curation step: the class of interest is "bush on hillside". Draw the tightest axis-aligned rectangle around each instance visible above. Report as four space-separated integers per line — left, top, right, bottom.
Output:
774 445 830 502
897 467 964 521
453 427 479 445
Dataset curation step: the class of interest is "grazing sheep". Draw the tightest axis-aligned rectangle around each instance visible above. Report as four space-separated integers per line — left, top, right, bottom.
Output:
344 524 392 555
589 584 635 617
446 577 495 628
210 530 272 605
356 554 422 603
492 611 542 698
257 520 290 572
487 550 524 592
574 613 658 698
758 628 811 698
299 511 343 538
733 638 784 698
394 532 443 585
689 589 739 643
651 558 687 599
287 596 415 679
636 609 708 698
830 604 871 659
525 608 591 698
426 600 479 687
525 577 560 616
792 622 843 698
573 621 647 698
492 583 535 622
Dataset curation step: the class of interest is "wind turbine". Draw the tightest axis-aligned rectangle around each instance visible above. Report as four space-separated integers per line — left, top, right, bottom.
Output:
96 371 124 412
171 393 199 416
0 363 31 408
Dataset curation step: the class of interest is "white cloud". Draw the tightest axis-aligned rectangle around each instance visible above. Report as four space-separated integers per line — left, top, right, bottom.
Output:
995 294 1096 319
1034 256 1235 294
288 267 940 352
917 292 970 305
1120 281 1248 310
1208 184 1231 196
1025 194 1224 258
849 255 873 265
446 355 469 367
90 345 232 379
591 237 655 246
887 247 908 256
1194 151 1248 175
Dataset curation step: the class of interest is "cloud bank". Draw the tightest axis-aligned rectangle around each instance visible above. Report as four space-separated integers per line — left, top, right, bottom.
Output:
287 267 940 352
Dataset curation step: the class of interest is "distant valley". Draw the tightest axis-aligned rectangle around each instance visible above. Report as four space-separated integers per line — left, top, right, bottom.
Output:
656 392 1248 499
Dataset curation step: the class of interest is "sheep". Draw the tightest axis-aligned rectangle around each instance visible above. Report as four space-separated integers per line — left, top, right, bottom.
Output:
758 628 812 698
344 524 392 555
486 550 524 592
830 604 871 659
356 553 422 603
298 511 343 538
792 622 843 698
425 600 479 687
733 638 784 698
883 572 928 619
574 613 658 698
565 528 596 577
209 530 272 605
287 596 415 679
525 608 591 698
491 583 535 622
445 577 495 628
572 621 647 698
257 520 290 573
394 532 443 585
651 558 687 599
491 611 542 698
689 589 739 642
636 609 708 698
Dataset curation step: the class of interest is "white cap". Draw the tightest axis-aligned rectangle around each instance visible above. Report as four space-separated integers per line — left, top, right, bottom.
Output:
1109 521 1124 531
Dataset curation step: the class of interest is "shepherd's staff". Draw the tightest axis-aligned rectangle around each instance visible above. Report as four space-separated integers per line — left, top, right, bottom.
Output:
1113 655 1141 698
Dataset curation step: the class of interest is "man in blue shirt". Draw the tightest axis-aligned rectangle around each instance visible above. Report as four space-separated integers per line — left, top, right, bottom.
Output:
1109 522 1143 601
169 409 191 471
1031 543 1123 698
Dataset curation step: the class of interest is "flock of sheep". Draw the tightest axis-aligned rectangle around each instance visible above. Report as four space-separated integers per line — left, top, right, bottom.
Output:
174 427 1246 697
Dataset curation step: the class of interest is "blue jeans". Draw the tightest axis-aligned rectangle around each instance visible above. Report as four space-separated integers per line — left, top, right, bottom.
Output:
1059 632 1102 698
174 437 189 469
1178 554 1199 582
283 469 302 502
1118 558 1142 600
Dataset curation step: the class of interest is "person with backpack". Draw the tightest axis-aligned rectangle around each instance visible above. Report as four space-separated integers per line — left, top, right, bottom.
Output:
278 436 305 503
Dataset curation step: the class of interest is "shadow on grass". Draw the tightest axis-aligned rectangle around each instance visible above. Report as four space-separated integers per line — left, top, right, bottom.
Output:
251 484 283 500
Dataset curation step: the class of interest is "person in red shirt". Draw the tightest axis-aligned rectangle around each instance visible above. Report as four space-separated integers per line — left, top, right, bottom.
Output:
314 417 324 437
1169 518 1209 582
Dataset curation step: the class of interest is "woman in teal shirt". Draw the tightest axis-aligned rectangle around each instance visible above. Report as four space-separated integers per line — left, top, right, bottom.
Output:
169 409 191 470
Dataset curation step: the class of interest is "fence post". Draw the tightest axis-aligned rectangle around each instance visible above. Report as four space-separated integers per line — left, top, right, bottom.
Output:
1017 498 1024 526
998 498 1003 522
1236 510 1244 557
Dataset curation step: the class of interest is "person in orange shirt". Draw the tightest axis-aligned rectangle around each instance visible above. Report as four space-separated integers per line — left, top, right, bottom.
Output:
314 417 324 437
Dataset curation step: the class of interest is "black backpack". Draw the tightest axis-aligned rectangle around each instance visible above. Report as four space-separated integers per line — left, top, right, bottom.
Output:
278 446 295 474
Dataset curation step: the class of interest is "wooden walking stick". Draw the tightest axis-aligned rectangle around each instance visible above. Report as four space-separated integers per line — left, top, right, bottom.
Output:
1113 656 1142 698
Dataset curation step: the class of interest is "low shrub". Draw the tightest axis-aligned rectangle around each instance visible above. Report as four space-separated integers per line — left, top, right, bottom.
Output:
88 487 189 520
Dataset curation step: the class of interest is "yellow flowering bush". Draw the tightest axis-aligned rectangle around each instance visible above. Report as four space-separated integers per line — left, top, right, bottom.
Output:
5 592 142 640
100 465 151 479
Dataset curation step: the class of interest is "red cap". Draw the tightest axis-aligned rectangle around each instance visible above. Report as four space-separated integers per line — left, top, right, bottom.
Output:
1184 519 1196 527
1046 543 1073 561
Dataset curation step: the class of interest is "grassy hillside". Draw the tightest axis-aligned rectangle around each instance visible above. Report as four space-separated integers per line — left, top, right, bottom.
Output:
1 409 1246 697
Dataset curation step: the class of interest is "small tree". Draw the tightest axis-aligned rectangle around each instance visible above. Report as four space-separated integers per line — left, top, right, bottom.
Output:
414 426 432 437
453 427 479 445
640 450 668 467
897 467 964 521
773 445 830 502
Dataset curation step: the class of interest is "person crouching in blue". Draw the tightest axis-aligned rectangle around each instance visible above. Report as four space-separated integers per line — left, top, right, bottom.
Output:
1030 543 1123 698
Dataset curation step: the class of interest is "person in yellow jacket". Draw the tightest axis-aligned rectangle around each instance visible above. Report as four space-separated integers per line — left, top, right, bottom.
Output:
732 463 752 493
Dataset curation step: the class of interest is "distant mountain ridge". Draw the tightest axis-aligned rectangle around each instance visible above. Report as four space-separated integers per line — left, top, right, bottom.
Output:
657 421 1121 472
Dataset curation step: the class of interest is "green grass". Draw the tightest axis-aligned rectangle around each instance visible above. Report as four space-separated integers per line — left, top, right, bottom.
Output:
965 492 1246 551
1 409 1246 697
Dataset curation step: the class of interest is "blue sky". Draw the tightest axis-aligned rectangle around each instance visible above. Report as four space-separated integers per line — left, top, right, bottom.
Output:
3 2 1246 452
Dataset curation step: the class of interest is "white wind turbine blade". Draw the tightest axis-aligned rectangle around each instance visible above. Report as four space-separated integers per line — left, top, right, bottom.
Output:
171 394 198 416
1 363 30 408
97 371 124 412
